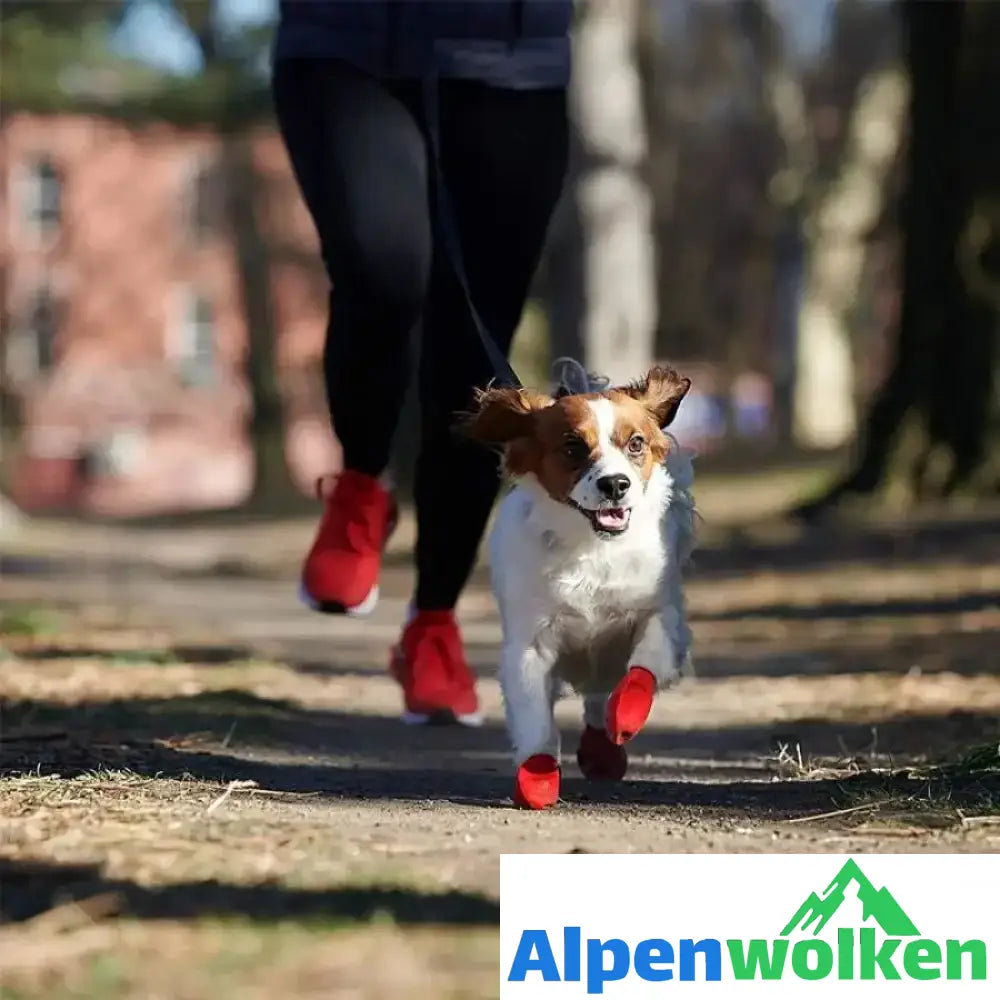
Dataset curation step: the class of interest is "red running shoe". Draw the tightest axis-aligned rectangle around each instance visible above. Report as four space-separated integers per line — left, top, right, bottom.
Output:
299 471 398 616
389 611 481 726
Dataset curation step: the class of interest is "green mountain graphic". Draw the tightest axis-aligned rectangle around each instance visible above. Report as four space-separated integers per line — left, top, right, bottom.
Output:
781 859 920 937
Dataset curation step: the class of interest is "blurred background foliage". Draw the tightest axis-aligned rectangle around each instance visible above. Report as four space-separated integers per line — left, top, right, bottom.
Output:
1 0 998 518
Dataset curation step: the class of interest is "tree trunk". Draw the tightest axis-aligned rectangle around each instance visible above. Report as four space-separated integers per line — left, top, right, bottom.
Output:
739 0 814 445
740 0 906 449
546 0 657 384
178 2 293 509
792 67 908 448
798 0 1000 514
220 134 292 508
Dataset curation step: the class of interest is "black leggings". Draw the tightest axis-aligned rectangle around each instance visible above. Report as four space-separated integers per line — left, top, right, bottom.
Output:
272 59 568 610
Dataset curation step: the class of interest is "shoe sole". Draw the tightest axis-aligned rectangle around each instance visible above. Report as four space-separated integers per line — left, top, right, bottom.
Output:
298 581 379 618
298 498 398 618
390 645 482 727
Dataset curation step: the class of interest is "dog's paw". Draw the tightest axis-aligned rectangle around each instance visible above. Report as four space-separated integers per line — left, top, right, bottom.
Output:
513 754 560 809
576 725 628 781
606 666 656 745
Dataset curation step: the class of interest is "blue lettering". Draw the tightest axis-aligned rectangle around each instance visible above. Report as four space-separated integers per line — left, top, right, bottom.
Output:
586 937 630 995
679 938 723 981
635 939 674 981
564 927 582 981
508 930 560 982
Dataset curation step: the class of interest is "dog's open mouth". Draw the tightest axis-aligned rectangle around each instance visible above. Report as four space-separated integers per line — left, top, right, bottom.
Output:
572 503 632 535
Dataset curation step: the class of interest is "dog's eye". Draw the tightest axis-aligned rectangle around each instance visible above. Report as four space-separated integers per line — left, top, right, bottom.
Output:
627 435 645 455
563 437 588 462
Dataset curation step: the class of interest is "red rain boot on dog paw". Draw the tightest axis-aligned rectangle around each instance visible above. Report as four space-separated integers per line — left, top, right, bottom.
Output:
513 754 560 809
606 666 656 745
576 725 628 781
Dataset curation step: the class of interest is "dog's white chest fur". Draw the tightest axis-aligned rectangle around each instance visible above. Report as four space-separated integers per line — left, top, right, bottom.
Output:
541 533 666 694
490 450 693 706
545 531 666 621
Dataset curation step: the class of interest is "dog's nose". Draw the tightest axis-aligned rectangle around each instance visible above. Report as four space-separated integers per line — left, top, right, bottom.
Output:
596 474 630 502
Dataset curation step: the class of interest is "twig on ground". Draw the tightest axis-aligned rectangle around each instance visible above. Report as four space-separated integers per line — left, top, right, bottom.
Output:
956 809 1000 828
786 797 903 824
205 779 258 815
247 788 320 799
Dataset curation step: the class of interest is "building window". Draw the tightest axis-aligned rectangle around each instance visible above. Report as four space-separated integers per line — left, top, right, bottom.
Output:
5 286 59 381
171 286 216 387
19 158 62 240
184 157 223 243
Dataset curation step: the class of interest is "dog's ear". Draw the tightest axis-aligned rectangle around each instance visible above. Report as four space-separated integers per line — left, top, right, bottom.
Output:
460 386 553 445
621 366 691 428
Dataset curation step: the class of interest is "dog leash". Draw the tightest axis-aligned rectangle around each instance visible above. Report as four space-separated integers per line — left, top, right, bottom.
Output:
422 76 523 390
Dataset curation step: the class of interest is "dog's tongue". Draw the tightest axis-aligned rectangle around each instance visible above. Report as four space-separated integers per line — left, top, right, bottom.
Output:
596 508 629 530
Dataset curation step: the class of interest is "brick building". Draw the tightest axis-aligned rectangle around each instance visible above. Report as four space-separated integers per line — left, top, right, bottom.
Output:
1 110 338 516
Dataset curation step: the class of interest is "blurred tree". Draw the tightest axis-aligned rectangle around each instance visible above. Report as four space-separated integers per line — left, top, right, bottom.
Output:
167 0 291 506
800 0 1000 512
174 0 220 61
624 0 900 449
0 1 115 29
546 0 658 384
740 0 906 449
0 0 268 123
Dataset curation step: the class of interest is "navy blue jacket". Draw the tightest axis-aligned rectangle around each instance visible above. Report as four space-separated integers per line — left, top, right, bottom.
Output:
274 1 573 89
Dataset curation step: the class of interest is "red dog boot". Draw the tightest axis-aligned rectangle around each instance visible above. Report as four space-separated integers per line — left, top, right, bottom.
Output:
514 754 560 809
606 667 656 745
390 611 481 726
576 725 628 781
300 471 398 616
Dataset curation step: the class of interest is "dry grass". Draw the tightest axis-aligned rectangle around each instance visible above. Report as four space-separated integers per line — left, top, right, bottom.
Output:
0 765 501 1000
0 608 500 999
765 733 1000 830
3 507 1000 995
0 919 498 1000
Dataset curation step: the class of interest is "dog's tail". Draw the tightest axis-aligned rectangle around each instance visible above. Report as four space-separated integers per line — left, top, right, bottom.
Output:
664 434 697 679
665 433 697 567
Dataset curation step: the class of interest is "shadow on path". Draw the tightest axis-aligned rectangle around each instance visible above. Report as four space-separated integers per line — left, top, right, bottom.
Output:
3 691 998 817
0 857 499 926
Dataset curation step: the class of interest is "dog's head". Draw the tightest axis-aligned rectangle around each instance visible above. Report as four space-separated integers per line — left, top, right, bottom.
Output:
463 366 690 537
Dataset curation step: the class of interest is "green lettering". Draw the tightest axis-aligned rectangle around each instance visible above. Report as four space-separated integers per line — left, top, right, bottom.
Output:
837 928 854 979
903 940 940 980
946 939 987 980
792 940 833 980
726 940 788 980
859 929 901 980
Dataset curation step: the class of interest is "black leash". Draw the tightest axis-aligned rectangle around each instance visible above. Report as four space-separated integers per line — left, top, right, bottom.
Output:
422 76 523 390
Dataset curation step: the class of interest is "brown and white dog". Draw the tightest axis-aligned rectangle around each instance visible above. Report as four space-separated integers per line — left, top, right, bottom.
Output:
464 366 696 808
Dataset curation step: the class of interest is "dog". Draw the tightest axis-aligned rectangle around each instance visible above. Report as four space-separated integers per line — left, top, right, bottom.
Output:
463 364 696 809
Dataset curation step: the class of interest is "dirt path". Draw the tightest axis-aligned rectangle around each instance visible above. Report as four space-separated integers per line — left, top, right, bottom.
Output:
2 514 1000 997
